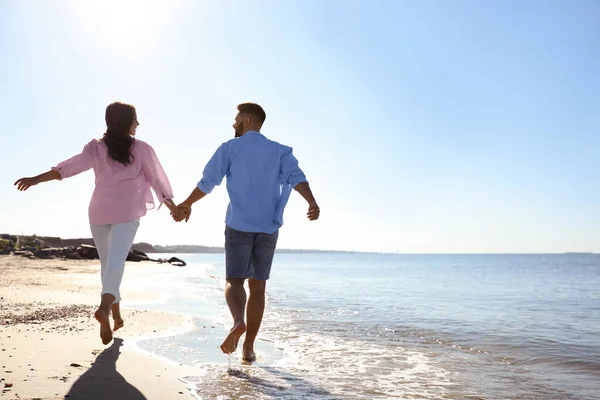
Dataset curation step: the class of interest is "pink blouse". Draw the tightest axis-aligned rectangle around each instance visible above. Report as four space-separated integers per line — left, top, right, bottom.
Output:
53 139 174 225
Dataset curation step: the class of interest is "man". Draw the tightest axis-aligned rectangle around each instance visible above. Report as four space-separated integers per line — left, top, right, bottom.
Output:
175 103 319 361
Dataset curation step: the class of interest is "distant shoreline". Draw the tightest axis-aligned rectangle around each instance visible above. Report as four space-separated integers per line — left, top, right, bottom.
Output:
0 233 358 255
0 234 595 255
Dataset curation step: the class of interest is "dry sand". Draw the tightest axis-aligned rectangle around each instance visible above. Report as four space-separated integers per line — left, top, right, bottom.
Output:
0 255 198 400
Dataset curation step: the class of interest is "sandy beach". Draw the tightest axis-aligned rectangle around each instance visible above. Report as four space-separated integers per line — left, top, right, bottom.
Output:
0 255 197 400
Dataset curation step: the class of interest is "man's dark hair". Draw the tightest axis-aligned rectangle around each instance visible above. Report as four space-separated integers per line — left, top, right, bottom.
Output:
237 103 266 126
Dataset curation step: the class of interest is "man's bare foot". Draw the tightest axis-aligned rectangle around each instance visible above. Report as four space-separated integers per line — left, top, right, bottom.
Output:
220 321 246 354
94 308 113 345
242 346 256 362
113 317 124 332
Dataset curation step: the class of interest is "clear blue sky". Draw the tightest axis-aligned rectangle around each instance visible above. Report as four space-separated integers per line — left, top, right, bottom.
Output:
1 0 598 253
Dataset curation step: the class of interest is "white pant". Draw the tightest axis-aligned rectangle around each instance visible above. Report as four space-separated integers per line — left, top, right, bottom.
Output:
90 219 140 304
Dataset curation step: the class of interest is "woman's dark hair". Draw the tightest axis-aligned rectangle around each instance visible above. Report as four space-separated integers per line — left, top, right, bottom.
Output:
102 102 136 165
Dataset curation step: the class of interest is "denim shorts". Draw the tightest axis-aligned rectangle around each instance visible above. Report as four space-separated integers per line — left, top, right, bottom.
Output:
224 226 279 280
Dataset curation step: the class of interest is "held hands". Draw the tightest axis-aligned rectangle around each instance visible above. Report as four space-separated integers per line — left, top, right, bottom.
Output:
14 177 39 191
171 203 192 223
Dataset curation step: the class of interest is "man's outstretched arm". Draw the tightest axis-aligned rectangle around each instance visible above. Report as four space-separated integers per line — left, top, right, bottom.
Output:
294 182 320 221
280 146 320 221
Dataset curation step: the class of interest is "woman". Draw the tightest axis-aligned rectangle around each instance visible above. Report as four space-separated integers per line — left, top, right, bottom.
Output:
14 102 178 345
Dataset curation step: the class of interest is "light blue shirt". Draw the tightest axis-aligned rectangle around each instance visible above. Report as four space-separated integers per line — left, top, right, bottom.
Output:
197 131 307 234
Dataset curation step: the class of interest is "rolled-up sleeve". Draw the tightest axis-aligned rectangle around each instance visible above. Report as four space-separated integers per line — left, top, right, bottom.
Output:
142 144 174 205
197 143 230 194
280 146 307 187
52 141 95 179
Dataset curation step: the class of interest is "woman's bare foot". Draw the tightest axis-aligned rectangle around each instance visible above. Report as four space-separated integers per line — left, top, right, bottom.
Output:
113 317 124 332
111 303 123 331
220 321 246 354
94 307 113 345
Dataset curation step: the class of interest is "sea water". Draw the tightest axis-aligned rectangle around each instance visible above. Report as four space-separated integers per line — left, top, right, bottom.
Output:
129 253 600 399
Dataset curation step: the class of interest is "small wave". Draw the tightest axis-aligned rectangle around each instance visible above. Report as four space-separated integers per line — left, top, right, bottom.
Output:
182 365 340 400
258 313 453 399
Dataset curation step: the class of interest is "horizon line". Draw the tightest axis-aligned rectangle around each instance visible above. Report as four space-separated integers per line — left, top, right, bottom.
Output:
1 234 595 256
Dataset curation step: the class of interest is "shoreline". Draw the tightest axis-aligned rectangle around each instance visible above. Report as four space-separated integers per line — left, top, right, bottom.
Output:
0 255 199 399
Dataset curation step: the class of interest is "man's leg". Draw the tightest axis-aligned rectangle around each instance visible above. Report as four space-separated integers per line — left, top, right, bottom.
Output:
244 278 266 361
243 229 278 361
221 226 253 354
221 278 247 354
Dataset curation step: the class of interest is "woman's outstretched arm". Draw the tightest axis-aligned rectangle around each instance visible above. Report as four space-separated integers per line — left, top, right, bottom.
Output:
14 169 62 191
16 141 96 191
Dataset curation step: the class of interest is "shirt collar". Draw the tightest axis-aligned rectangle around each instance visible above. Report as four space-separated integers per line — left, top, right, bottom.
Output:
244 130 265 138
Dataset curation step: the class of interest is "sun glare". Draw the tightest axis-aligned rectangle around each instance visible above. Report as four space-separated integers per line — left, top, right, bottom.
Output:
65 0 188 56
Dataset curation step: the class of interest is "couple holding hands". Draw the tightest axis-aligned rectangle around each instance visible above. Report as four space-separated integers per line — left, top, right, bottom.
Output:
15 101 319 362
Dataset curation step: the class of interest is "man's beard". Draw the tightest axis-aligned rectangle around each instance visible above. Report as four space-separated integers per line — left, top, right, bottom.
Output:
234 125 244 137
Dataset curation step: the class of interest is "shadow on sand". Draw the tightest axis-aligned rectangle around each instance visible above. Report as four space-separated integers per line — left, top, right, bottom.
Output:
65 338 146 400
